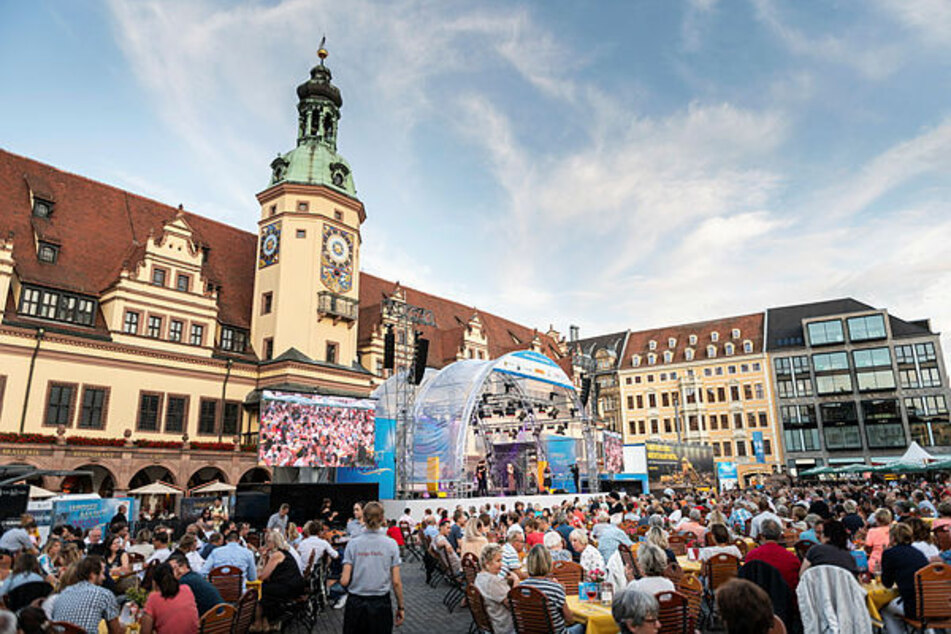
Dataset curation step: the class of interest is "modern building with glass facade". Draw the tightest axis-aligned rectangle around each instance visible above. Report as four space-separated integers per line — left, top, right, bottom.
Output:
766 298 950 474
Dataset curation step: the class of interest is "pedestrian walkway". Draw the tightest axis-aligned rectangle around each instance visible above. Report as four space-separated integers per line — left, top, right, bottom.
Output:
310 555 473 634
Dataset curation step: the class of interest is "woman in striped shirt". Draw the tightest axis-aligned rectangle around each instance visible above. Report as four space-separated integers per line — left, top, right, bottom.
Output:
518 545 585 634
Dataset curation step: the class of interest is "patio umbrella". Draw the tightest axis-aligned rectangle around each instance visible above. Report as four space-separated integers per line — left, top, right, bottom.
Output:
188 480 236 496
28 485 57 499
833 464 869 474
128 481 184 496
799 466 832 476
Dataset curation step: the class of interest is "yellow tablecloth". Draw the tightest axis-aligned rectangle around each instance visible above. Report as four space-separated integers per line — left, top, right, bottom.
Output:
246 579 262 598
676 555 702 575
864 581 899 624
567 596 619 634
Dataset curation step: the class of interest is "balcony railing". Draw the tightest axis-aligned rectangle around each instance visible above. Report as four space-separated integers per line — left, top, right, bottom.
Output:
317 291 358 321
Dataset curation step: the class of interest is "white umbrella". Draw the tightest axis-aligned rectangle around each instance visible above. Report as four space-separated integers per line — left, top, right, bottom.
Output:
28 485 57 499
128 481 183 496
188 480 236 496
897 441 935 465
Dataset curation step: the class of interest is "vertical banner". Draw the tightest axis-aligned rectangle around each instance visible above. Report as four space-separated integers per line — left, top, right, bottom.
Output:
717 462 739 492
545 437 579 492
603 431 623 473
752 431 766 464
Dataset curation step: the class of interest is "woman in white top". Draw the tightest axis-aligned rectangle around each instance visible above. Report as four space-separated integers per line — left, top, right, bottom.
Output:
625 543 674 596
569 528 604 575
908 517 941 561
474 543 518 634
699 524 742 562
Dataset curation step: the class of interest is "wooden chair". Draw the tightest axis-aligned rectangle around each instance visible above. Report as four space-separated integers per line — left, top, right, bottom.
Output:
467 583 496 633
663 560 684 585
704 553 740 591
550 560 582 595
743 519 752 538
677 574 702 629
733 538 749 556
655 590 691 634
793 540 814 561
902 562 951 633
933 525 951 551
508 585 555 634
245 533 260 550
208 565 243 603
231 589 258 634
49 624 84 634
668 535 687 556
127 551 145 569
199 603 236 634
618 542 639 582
462 552 481 586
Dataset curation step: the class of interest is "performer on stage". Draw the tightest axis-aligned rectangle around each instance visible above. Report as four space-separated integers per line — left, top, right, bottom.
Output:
476 459 488 497
570 463 580 493
543 464 553 492
505 463 520 496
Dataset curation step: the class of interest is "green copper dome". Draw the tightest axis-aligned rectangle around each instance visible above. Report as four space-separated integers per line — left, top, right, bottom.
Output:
268 53 357 197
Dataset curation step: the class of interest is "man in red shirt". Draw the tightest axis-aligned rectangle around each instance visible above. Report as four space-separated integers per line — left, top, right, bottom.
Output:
744 518 800 590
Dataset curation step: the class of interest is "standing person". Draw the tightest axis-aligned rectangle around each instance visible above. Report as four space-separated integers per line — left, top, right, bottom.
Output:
476 459 489 497
266 503 290 532
570 463 580 494
140 562 199 634
340 501 404 634
209 498 228 531
109 505 128 531
51 556 120 634
347 503 365 537
0 515 37 555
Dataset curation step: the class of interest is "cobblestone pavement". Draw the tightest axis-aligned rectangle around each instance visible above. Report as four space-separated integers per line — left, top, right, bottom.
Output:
307 553 473 634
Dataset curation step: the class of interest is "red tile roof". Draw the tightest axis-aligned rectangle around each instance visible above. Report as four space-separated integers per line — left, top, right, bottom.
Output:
620 313 764 368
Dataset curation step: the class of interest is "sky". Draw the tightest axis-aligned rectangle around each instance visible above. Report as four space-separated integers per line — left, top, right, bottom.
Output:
2 0 951 351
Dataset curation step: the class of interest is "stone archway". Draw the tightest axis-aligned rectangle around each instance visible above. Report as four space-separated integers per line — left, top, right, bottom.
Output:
187 466 228 489
238 467 271 484
128 465 177 490
62 464 117 497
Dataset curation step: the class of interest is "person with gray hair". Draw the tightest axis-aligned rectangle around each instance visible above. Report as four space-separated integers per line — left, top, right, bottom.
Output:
744 518 801 590
544 531 572 562
568 528 604 575
611 587 661 634
0 609 15 634
501 527 526 579
625 543 674 596
475 543 517 634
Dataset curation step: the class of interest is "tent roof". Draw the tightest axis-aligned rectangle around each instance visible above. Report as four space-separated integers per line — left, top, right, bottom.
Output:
29 485 57 499
128 480 183 496
189 480 236 495
898 441 936 465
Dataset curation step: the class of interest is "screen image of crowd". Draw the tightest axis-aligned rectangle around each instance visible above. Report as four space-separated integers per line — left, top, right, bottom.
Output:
258 393 376 468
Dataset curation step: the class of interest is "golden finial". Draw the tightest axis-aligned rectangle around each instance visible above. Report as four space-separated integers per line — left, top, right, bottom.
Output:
317 36 328 65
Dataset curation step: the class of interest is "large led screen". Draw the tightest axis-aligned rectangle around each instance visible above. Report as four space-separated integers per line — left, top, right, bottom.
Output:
603 430 623 474
259 390 375 468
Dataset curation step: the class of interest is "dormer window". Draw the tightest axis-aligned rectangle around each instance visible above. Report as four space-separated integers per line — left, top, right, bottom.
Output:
648 340 657 351
32 198 53 218
37 242 58 264
632 355 641 367
648 353 657 365
725 342 735 355
711 332 719 342
668 338 676 348
663 351 673 363
707 345 717 358
732 328 741 339
689 334 697 345
685 348 695 361
743 340 754 354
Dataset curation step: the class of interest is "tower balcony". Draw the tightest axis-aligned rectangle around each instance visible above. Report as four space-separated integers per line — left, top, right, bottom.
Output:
317 291 358 321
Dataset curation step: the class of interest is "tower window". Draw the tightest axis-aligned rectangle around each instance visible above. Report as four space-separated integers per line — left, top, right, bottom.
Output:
261 292 273 315
334 210 343 221
123 311 140 335
32 198 53 218
296 229 306 238
269 204 277 216
326 341 338 364
147 315 162 338
176 274 190 292
169 320 183 342
297 201 309 212
37 242 58 263
264 337 274 361
190 324 204 346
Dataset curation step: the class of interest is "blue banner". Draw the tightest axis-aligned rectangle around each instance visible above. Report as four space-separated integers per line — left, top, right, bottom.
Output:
752 431 765 464
545 437 578 492
717 461 739 492
52 497 136 533
337 417 396 499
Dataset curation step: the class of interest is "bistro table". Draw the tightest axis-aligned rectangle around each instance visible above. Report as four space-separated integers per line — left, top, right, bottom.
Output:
863 579 899 625
676 555 702 575
566 595 619 634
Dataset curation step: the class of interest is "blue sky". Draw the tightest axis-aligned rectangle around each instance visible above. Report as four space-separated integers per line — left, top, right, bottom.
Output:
3 0 951 349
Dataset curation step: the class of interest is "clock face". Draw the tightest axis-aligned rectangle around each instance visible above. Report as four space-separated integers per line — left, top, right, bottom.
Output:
262 234 279 257
258 224 281 268
320 225 354 293
326 233 350 264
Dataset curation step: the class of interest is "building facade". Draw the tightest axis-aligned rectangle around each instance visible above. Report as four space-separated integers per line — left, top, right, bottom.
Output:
568 331 629 435
766 298 951 474
0 53 563 497
616 313 783 485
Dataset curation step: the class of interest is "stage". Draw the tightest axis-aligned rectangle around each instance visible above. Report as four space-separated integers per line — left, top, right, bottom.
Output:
381 491 604 520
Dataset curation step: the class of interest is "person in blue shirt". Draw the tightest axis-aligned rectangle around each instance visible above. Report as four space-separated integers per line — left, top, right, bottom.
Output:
201 531 256 589
0 553 46 597
798 514 822 544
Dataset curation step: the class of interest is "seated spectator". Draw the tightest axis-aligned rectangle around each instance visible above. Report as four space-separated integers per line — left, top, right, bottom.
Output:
297 520 337 575
525 518 545 548
700 524 742 562
51 556 120 634
798 514 822 544
255 529 306 633
176 534 205 573
166 552 222 618
745 519 800 591
461 517 488 560
0 515 38 555
866 508 893 574
145 532 171 566
140 562 198 634
907 517 941 562
677 509 705 540
434 519 462 576
126 529 154 559
569 529 604 576
880 522 929 634
611 588 660 634
17 606 48 634
38 538 61 579
544 531 572 563
934 501 951 530
519 545 583 634
0 553 46 597
198 532 223 560
802 520 857 576
645 526 677 565
501 528 526 580
474 543 518 634
716 578 775 634
202 531 257 590
841 500 865 538
625 543 674 596
750 499 783 540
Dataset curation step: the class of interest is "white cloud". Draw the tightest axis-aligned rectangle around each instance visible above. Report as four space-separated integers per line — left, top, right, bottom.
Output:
873 0 951 47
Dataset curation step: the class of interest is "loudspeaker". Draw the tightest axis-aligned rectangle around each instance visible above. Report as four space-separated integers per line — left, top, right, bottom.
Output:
580 375 591 406
410 337 429 385
383 328 395 369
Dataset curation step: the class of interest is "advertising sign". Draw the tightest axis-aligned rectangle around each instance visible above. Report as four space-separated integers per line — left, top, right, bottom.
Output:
0 485 29 531
603 431 623 474
752 431 766 464
544 436 579 492
337 417 397 499
52 497 135 534
717 462 739 491
493 350 574 390
644 441 715 491
259 390 375 468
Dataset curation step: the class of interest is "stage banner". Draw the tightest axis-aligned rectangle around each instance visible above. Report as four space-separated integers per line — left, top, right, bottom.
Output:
644 441 715 491
752 431 766 464
603 431 623 474
493 350 575 389
52 497 135 534
259 390 375 468
717 462 739 492
0 485 29 531
337 417 397 499
545 437 578 492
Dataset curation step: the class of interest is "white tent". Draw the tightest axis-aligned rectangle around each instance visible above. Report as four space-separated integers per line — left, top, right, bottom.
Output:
28 485 57 499
898 441 936 465
128 481 183 496
188 480 235 496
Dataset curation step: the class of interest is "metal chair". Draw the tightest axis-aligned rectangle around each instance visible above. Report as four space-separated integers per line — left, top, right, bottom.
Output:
199 603 236 634
550 560 582 595
400 522 422 561
655 590 691 634
208 565 243 603
902 562 951 633
507 585 555 634
437 545 465 612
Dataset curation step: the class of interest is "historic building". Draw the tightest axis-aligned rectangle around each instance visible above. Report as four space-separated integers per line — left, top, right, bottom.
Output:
0 51 563 496
615 313 783 485
567 330 629 435
766 298 951 474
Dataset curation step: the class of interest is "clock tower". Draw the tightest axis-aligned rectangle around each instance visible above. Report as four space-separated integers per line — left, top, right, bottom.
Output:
252 46 365 367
